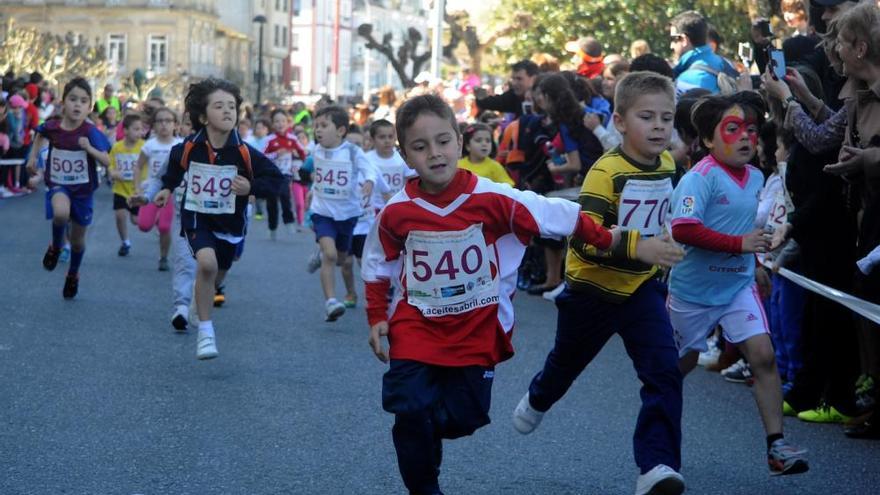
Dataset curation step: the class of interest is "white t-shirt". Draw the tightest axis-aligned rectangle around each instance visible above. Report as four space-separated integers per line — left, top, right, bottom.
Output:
354 163 391 236
141 136 183 182
309 141 377 221
365 149 414 206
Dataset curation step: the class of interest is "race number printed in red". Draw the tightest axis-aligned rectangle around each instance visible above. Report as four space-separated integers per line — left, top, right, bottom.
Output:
404 223 499 317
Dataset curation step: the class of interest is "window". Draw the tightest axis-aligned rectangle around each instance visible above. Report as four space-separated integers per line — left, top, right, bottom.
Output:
275 0 281 10
291 66 301 82
148 34 168 73
282 27 288 49
107 34 126 67
293 0 301 16
283 0 288 11
291 33 299 51
274 25 280 47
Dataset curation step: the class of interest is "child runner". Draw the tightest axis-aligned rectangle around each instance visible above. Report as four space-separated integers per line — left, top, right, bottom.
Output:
667 92 809 475
512 72 687 495
133 107 183 271
458 122 514 186
362 94 682 495
263 108 306 239
152 78 283 359
310 105 376 321
108 113 145 256
26 77 111 299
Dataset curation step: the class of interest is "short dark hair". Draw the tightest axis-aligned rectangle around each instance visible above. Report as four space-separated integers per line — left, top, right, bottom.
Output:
707 25 723 48
151 106 177 124
691 91 767 149
122 113 143 130
255 118 271 129
314 105 349 133
347 124 363 135
369 119 394 138
270 108 288 121
184 78 243 133
511 60 540 76
629 53 675 78
395 95 459 152
62 77 92 102
671 11 708 47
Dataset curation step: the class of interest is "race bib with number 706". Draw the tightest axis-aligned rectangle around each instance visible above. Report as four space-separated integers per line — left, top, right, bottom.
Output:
617 178 673 237
183 162 238 215
313 157 352 199
404 223 499 317
49 148 90 186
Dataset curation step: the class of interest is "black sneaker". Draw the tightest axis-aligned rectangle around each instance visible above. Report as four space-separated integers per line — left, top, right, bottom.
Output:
722 359 754 384
118 243 130 257
43 245 60 271
213 286 225 307
158 257 170 271
63 274 79 299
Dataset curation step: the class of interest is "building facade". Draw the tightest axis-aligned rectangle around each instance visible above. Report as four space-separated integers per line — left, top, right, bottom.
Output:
290 0 430 99
1 0 291 102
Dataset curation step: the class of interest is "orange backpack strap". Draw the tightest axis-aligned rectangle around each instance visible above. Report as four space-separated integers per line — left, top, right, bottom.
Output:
180 141 195 172
238 144 253 179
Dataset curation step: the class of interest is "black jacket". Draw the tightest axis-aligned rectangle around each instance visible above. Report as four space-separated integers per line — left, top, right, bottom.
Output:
476 88 524 116
161 129 283 237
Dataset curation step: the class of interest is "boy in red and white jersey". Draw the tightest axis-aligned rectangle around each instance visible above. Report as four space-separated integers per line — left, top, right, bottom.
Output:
361 95 682 494
262 109 306 237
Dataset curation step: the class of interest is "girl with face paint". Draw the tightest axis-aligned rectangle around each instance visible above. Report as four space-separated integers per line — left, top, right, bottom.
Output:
667 92 811 476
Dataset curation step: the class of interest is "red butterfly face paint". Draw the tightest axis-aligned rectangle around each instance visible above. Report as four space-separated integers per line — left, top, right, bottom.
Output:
709 105 758 168
718 115 759 147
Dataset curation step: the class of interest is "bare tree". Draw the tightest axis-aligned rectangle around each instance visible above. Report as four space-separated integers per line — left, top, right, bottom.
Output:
0 19 110 86
446 11 532 76
357 24 432 88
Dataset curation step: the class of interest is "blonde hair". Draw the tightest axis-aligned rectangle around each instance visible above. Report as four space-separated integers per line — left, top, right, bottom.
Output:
613 71 675 117
629 39 651 59
836 2 880 64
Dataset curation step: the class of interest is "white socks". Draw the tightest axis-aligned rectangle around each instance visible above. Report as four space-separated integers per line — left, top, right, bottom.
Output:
198 320 215 338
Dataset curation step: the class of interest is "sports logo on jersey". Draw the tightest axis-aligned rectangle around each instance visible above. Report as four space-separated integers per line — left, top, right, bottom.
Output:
746 313 758 322
717 194 730 205
680 196 695 215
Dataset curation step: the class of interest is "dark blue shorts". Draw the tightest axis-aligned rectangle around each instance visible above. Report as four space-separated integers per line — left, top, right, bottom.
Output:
382 359 494 439
185 230 238 271
311 213 358 254
45 187 94 226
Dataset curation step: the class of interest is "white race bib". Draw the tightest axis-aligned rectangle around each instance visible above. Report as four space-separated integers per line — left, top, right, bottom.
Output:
275 154 293 174
313 157 352 198
380 164 406 195
618 178 673 237
149 151 170 178
183 162 237 214
404 224 499 317
764 189 793 233
359 190 375 222
49 148 89 185
116 153 138 181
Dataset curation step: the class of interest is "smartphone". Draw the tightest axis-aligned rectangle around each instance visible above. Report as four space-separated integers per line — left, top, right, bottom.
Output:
522 101 534 116
768 48 786 80
738 42 753 62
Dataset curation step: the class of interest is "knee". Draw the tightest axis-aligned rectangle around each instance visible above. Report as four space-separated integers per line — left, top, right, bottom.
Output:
322 249 338 265
197 256 218 278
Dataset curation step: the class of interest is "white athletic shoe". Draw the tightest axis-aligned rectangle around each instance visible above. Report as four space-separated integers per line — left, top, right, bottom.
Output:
325 299 346 322
512 392 544 434
634 464 685 495
196 330 218 360
307 248 322 273
697 346 720 367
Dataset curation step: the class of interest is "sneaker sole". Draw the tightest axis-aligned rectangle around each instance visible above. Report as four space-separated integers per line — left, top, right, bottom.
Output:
326 307 345 322
770 459 809 476
647 477 685 495
197 350 218 360
172 314 188 331
723 376 750 384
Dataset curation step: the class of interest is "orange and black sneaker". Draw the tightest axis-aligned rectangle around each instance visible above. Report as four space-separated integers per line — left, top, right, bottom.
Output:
63 274 79 300
213 286 226 307
43 245 61 271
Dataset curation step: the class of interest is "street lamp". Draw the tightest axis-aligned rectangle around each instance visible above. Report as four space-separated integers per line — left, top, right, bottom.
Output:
253 15 267 105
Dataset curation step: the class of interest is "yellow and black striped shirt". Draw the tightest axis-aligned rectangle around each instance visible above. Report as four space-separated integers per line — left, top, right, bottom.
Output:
566 147 676 302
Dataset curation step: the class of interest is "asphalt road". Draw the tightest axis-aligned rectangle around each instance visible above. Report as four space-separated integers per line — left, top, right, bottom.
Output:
1 188 877 494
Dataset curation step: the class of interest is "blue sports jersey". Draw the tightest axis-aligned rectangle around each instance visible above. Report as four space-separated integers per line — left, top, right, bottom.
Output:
669 155 765 306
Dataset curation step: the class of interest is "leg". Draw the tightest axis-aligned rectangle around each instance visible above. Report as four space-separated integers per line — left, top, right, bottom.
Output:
172 232 196 309
292 182 307 225
318 236 338 300
114 209 128 242
678 351 700 376
341 253 356 301
769 275 789 381
279 177 294 224
738 335 783 436
618 280 683 473
543 245 564 286
266 194 280 231
68 222 88 274
157 202 174 259
195 248 219 322
527 288 619 412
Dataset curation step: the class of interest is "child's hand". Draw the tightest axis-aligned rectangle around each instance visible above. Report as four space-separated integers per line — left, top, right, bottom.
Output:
369 321 390 363
770 223 791 251
128 195 147 208
231 175 251 196
110 170 122 181
635 233 684 267
26 160 38 176
153 189 171 207
606 226 622 252
741 228 771 253
583 113 602 130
